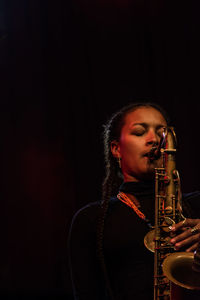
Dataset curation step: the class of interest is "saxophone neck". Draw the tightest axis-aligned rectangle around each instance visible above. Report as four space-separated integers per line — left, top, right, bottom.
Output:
148 127 167 161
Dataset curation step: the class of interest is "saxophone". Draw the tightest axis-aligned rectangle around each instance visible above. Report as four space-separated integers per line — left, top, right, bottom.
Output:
144 127 200 300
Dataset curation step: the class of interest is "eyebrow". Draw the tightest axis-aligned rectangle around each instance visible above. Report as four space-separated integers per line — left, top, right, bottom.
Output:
131 122 166 128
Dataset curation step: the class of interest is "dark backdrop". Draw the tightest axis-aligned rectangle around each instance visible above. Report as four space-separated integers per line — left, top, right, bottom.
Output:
0 0 200 298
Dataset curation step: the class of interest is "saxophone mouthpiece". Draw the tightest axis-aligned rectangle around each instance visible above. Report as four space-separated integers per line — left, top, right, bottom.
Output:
148 146 161 161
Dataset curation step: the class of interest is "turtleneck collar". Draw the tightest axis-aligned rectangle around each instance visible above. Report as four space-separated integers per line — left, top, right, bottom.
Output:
119 180 155 197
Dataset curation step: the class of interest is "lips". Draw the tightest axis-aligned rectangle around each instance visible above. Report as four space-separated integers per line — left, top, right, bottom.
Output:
142 149 160 161
142 151 152 157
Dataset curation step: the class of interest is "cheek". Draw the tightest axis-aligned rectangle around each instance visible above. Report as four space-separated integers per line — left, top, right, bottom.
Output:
120 138 139 159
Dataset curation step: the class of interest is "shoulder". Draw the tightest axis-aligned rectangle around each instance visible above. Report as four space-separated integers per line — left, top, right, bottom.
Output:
70 202 101 233
183 191 200 204
73 201 101 221
183 191 200 218
69 197 122 235
183 191 200 200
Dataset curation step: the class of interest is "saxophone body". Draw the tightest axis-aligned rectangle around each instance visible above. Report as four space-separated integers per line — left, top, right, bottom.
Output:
153 127 181 299
151 127 200 300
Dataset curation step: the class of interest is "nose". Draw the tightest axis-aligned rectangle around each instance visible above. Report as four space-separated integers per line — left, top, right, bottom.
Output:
146 129 159 146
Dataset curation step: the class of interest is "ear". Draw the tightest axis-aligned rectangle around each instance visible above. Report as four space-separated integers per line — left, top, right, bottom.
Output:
110 140 121 159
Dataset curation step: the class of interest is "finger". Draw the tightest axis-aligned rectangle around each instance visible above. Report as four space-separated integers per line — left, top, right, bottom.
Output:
170 227 195 244
171 218 200 232
186 243 199 253
174 235 200 250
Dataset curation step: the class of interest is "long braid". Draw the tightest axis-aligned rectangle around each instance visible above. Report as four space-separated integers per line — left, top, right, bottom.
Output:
96 111 123 299
96 172 116 300
96 101 170 299
96 132 122 299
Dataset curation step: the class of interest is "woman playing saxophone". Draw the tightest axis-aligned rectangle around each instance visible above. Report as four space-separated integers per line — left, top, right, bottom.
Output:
69 102 200 300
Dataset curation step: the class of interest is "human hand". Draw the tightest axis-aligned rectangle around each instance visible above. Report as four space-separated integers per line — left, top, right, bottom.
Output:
170 218 200 252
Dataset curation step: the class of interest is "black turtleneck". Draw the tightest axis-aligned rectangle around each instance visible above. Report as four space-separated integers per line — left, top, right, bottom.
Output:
119 180 155 225
119 180 155 196
68 182 200 300
104 181 155 300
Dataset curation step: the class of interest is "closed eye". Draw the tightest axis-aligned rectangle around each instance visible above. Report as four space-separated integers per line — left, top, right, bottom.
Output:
131 126 146 136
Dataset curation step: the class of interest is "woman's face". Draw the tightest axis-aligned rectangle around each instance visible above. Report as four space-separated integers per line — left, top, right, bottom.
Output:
111 107 167 182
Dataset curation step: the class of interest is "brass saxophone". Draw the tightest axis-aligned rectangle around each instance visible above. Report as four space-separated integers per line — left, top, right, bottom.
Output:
144 127 200 300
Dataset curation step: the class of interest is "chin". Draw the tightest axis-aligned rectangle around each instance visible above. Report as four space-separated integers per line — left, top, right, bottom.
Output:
142 172 155 181
138 168 155 181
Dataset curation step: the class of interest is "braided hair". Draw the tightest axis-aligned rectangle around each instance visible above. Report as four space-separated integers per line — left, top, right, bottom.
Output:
96 102 170 299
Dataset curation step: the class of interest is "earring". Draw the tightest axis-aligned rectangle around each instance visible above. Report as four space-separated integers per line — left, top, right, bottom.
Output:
118 157 121 169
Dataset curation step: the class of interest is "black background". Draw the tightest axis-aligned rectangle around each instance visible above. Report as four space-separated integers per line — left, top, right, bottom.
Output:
0 0 200 298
